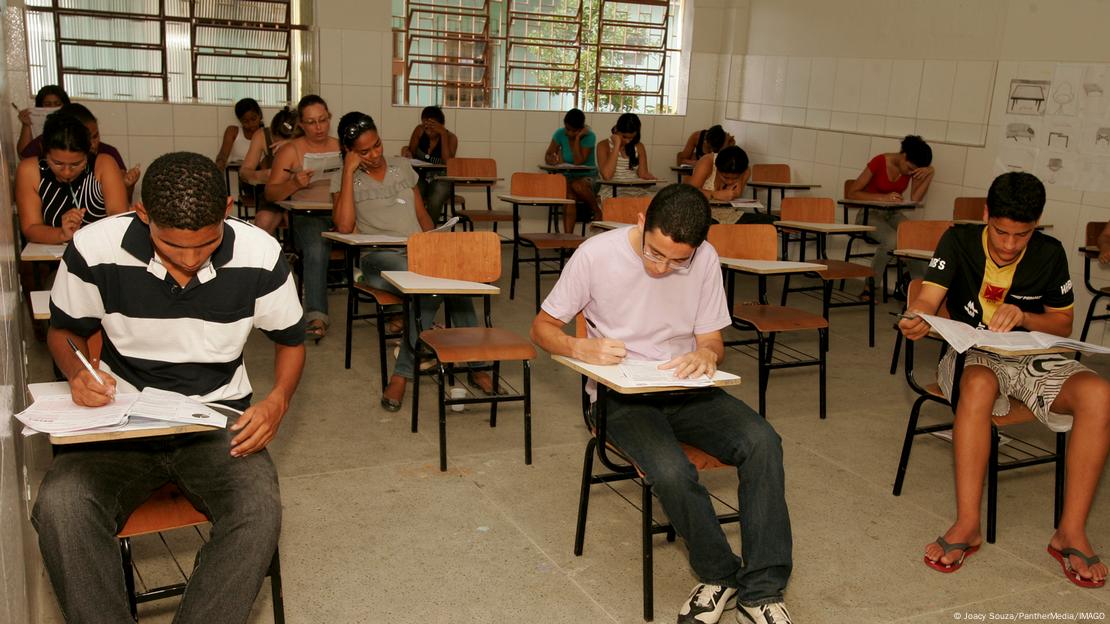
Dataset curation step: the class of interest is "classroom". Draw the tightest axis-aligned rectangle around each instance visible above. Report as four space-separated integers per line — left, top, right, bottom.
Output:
2 0 1110 622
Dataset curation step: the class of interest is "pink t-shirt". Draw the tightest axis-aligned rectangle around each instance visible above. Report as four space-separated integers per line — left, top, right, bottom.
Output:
541 226 732 364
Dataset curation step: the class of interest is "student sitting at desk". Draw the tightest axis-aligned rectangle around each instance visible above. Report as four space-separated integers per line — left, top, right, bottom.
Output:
16 112 128 244
400 105 457 224
266 94 341 342
899 172 1109 587
688 145 751 203
544 107 599 232
676 124 735 166
215 97 264 171
34 151 306 622
845 134 935 295
332 112 496 412
596 112 657 201
241 107 301 236
1097 220 1110 264
531 184 793 624
16 83 68 156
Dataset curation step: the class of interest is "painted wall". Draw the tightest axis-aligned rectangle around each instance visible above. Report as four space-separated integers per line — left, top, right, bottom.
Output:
721 0 1110 341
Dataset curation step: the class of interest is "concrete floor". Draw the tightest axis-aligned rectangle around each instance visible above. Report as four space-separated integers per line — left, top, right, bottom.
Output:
28 255 1110 624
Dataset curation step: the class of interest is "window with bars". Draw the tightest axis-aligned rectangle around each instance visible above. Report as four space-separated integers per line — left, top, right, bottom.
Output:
24 0 312 106
392 0 686 114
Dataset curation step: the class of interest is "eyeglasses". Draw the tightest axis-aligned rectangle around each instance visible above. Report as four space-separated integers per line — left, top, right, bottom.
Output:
343 117 376 141
47 156 87 172
641 234 696 271
301 114 330 128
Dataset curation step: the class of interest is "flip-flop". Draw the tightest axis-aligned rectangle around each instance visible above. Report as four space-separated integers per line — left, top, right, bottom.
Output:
924 537 980 573
305 320 328 344
1047 545 1106 588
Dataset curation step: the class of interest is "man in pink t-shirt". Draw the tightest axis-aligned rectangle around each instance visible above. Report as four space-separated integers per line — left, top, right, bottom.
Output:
531 184 793 624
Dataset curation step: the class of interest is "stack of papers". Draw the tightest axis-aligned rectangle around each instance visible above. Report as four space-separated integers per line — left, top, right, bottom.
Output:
730 199 763 208
17 387 228 437
617 360 727 388
920 313 1110 355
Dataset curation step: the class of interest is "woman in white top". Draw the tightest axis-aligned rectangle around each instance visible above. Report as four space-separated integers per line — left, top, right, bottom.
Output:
596 113 656 201
265 95 341 342
215 98 264 171
688 145 750 201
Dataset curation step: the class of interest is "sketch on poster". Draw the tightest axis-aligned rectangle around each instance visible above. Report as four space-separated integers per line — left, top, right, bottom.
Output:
995 146 1037 177
1036 153 1076 187
1098 128 1110 150
1050 65 1083 117
1007 79 1049 116
1081 64 1109 119
1048 131 1070 150
1005 122 1035 142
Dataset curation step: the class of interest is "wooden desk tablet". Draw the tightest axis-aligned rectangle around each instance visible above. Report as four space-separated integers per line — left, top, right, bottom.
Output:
381 270 500 296
719 258 827 275
552 354 741 395
588 220 628 232
21 242 66 261
747 180 821 211
670 165 694 183
892 248 935 261
31 290 50 320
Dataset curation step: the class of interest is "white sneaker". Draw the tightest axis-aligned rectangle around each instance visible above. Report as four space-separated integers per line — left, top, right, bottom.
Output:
677 583 737 623
736 601 792 624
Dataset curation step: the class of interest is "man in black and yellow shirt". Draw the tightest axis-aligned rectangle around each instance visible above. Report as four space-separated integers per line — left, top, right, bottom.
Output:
900 172 1109 588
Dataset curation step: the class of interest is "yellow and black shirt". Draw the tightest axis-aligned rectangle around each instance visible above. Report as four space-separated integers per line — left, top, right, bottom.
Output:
923 224 1073 329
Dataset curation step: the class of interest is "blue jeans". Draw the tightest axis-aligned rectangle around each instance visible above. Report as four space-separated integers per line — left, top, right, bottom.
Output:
31 425 281 624
291 213 332 324
603 388 792 606
417 176 453 224
359 249 481 379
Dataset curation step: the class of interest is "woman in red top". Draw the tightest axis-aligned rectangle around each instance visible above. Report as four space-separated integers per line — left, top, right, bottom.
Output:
845 135 935 296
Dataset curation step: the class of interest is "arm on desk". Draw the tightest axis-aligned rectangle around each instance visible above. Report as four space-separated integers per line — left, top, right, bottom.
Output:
846 164 901 202
676 130 699 166
47 326 117 406
543 139 561 165
230 342 305 457
530 310 626 364
17 158 70 244
332 151 360 233
909 166 934 203
1098 221 1110 264
264 143 312 202
214 125 237 172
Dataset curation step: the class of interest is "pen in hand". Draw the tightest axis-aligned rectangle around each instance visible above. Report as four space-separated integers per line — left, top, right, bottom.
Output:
66 337 114 399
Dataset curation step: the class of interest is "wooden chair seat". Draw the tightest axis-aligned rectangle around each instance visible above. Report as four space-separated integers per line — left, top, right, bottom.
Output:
420 327 537 363
352 283 403 306
458 209 514 222
519 233 586 249
813 259 873 280
118 484 206 539
924 382 944 398
732 304 828 332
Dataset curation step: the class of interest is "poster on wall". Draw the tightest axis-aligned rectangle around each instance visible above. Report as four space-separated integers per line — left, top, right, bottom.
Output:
1007 79 1050 116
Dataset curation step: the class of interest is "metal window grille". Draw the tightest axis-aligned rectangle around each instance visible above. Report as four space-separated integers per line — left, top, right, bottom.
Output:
25 0 312 106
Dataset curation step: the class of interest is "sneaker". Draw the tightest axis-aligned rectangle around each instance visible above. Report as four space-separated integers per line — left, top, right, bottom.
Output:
736 601 792 624
677 584 737 624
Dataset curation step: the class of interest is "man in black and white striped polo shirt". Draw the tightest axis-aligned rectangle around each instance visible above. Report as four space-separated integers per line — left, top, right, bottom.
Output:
33 152 306 623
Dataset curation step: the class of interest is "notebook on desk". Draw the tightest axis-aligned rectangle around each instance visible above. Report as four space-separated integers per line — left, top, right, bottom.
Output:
919 313 1110 355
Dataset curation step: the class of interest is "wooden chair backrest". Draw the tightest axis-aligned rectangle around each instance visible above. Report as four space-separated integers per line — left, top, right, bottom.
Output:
953 197 986 220
601 196 650 224
897 220 952 251
906 278 950 319
575 313 586 338
751 163 791 183
446 157 496 177
1086 221 1106 246
510 172 566 198
707 224 777 261
407 231 501 283
779 196 835 224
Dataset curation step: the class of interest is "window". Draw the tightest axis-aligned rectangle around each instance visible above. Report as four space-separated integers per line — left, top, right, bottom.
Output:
392 0 686 114
24 0 313 106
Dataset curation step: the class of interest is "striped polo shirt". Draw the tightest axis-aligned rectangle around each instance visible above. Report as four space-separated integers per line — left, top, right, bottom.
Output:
49 212 305 411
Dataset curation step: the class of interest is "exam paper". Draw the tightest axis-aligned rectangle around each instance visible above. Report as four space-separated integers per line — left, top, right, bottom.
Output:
16 393 138 434
617 360 716 388
128 387 228 428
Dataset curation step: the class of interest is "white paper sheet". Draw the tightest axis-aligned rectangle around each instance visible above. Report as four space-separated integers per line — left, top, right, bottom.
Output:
617 360 716 388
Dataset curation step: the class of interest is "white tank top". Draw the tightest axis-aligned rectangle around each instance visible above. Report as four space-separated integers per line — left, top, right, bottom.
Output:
229 128 253 163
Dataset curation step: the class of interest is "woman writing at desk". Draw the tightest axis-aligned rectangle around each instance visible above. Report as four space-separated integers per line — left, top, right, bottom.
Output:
332 112 495 412
687 145 751 202
266 95 340 342
845 134 935 295
16 112 127 244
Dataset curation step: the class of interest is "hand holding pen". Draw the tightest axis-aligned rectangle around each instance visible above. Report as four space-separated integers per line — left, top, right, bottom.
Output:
65 337 117 406
896 311 931 341
573 316 627 365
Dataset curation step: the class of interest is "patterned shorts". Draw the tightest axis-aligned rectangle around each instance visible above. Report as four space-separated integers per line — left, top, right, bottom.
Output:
937 349 1091 432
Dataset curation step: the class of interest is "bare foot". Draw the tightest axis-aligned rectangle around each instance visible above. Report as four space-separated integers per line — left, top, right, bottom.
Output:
467 371 496 395
924 522 982 566
1050 530 1108 584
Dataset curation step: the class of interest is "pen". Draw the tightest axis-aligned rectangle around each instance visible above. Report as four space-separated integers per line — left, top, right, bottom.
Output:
10 102 19 112
65 337 111 395
895 313 920 321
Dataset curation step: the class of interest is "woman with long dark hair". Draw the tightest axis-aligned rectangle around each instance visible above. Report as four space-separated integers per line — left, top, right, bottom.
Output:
596 112 656 201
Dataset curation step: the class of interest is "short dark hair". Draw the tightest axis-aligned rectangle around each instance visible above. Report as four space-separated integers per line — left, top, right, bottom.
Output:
901 135 932 167
141 152 228 230
644 184 712 248
234 98 264 124
54 103 96 126
705 125 727 152
35 85 69 107
420 105 445 124
296 94 329 120
271 107 299 140
42 112 91 155
715 145 749 175
338 111 378 152
986 172 1045 223
564 108 585 130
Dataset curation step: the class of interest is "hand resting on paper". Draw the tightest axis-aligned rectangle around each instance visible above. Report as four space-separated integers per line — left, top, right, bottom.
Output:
659 347 718 379
987 303 1026 333
69 361 117 407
